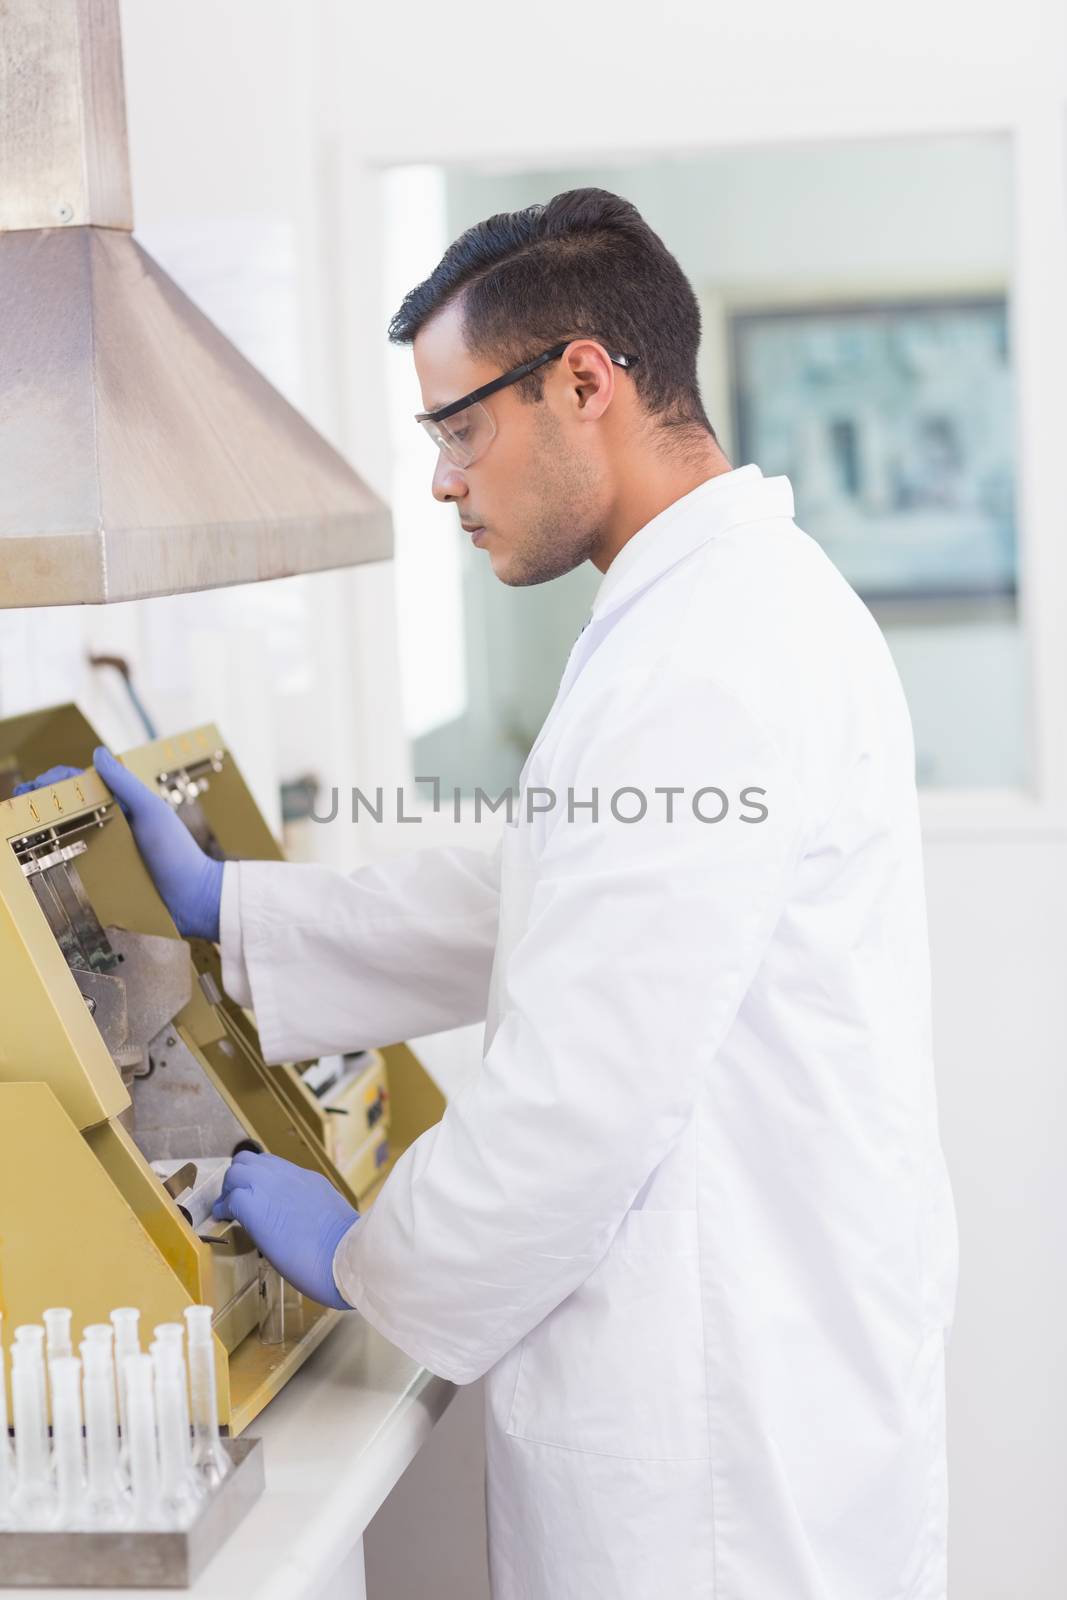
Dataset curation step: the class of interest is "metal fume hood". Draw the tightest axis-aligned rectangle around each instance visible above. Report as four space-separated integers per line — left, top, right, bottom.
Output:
0 0 392 608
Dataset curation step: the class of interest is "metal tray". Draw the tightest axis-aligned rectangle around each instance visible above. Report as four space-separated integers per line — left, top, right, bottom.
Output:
0 1436 264 1589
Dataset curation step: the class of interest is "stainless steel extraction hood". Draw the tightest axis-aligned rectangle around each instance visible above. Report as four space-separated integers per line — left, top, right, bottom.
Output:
0 0 392 607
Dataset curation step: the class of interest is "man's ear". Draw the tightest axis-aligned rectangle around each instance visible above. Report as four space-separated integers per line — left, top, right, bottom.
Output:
560 340 617 421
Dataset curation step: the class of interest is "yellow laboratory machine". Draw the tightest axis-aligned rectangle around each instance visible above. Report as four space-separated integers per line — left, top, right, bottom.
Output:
0 705 445 1434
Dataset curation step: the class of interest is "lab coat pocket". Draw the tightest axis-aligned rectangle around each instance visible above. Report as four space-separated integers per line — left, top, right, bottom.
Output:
505 1208 709 1461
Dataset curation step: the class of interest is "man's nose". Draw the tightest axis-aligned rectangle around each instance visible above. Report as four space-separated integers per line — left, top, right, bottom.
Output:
432 453 467 504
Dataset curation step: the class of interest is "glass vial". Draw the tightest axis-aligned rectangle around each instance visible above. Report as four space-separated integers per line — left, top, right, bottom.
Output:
10 1342 53 1527
183 1306 231 1490
110 1307 140 1488
0 1327 14 1529
151 1342 200 1527
49 1356 85 1530
123 1353 162 1528
80 1337 128 1529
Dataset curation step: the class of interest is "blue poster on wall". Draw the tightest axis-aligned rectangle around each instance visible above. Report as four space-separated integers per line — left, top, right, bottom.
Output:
730 297 1016 602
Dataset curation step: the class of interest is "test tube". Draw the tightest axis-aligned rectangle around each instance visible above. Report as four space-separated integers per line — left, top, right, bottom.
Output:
12 1327 49 1481
153 1326 193 1470
0 1324 13 1529
151 1343 199 1527
110 1308 140 1485
80 1338 127 1530
123 1354 161 1528
282 1278 305 1340
10 1343 52 1527
183 1306 231 1489
43 1308 73 1364
49 1356 85 1529
44 1309 75 1461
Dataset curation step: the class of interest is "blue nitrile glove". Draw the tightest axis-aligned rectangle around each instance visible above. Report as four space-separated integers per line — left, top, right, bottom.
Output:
212 1152 359 1310
14 764 84 795
17 749 224 940
92 747 224 940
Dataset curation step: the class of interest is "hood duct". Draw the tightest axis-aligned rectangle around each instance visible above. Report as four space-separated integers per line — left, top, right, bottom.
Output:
0 0 392 607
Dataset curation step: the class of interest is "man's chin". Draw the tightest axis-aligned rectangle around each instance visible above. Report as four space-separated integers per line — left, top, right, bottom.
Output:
486 538 582 588
486 545 521 586
491 556 537 588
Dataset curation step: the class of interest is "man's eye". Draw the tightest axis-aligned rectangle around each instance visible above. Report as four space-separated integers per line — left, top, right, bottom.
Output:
451 426 471 443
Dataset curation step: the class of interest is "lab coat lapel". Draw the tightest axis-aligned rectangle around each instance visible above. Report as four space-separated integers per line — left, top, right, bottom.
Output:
520 465 795 782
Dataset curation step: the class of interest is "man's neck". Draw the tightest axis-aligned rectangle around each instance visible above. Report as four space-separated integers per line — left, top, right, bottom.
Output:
590 436 734 574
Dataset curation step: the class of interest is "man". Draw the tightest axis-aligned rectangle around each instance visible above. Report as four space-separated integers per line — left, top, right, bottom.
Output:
26 189 959 1598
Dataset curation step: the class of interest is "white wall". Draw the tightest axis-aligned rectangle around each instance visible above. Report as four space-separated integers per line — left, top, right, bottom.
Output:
436 138 1024 791
2 4 1064 1596
925 835 1067 1596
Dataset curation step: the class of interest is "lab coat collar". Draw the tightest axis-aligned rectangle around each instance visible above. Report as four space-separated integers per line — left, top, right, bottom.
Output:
592 464 795 622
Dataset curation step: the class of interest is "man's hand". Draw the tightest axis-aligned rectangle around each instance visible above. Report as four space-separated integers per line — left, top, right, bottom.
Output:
16 747 224 941
212 1152 359 1310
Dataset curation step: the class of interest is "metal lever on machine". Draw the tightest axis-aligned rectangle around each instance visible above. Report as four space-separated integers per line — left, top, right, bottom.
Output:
152 1158 231 1230
15 804 193 1086
160 1161 198 1204
157 754 228 861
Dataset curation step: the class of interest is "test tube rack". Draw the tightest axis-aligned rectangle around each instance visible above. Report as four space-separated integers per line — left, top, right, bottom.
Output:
0 1437 264 1589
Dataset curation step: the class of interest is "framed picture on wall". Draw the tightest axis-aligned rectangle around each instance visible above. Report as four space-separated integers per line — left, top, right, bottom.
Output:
727 293 1016 603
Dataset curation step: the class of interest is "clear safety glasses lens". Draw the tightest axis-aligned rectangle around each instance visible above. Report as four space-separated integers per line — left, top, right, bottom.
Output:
417 401 496 468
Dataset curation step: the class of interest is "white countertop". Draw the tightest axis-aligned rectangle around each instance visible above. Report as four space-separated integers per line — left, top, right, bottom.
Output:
207 1316 453 1600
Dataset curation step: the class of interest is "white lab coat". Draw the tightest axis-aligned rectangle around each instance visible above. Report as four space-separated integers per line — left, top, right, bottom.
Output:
220 466 959 1600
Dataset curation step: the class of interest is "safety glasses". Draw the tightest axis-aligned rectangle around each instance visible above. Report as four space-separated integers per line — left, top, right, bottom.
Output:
415 340 639 468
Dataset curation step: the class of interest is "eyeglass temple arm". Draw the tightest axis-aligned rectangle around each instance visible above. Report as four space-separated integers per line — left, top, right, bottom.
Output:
417 343 639 424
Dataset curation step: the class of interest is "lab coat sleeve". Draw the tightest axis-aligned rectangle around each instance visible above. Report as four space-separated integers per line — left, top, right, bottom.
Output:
333 670 808 1383
217 842 502 1062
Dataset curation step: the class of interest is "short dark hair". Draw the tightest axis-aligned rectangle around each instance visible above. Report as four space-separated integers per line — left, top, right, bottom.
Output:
388 187 714 439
